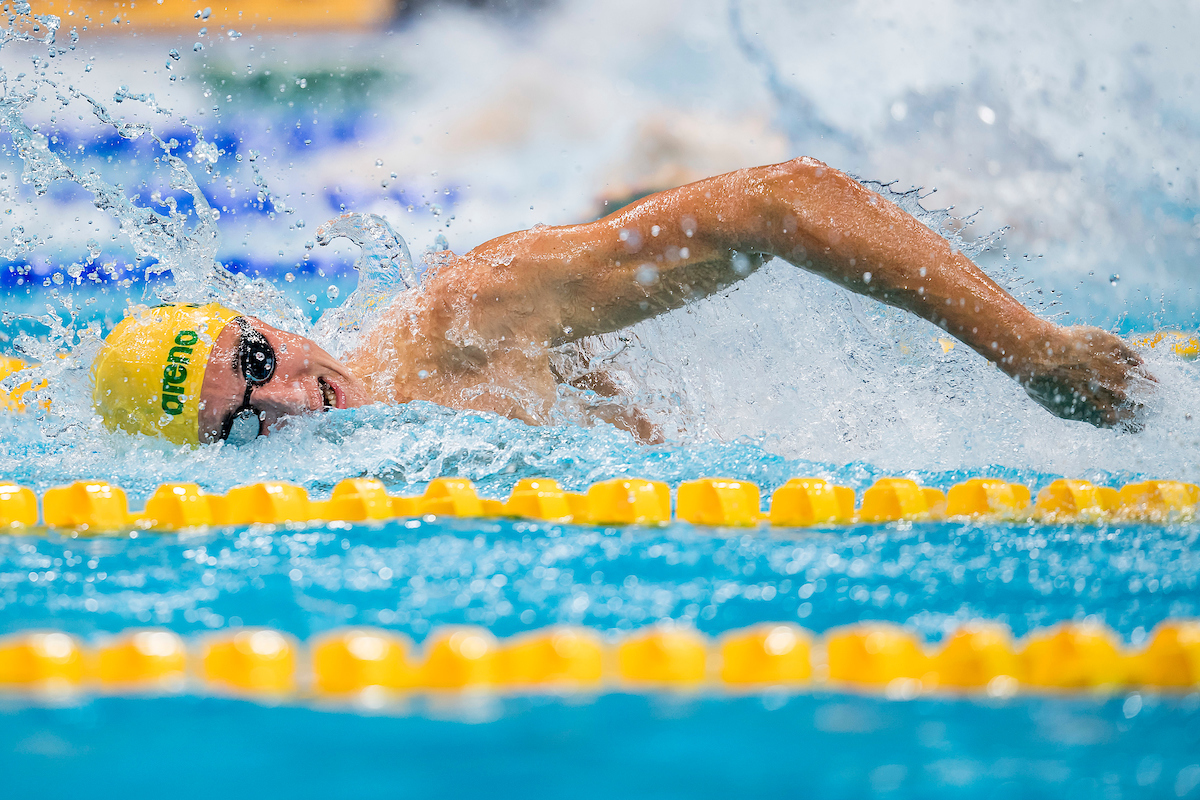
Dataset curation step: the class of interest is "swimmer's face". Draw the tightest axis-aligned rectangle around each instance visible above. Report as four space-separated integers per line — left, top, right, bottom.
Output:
197 316 370 444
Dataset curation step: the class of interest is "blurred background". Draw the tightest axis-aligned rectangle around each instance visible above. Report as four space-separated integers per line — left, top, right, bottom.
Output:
4 0 1200 470
6 0 1199 329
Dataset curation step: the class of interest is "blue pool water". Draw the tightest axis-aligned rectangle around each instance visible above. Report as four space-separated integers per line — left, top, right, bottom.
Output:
2 515 1199 645
4 693 1200 798
1 512 1199 796
4 0 1200 795
3 508 1200 796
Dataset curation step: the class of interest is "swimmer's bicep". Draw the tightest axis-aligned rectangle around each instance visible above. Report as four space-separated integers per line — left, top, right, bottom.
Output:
460 208 739 340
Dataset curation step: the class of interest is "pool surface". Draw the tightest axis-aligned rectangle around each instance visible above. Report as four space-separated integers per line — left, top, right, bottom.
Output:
3 0 1200 795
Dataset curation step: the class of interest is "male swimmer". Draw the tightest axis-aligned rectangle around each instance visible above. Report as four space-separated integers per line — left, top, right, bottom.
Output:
92 158 1149 446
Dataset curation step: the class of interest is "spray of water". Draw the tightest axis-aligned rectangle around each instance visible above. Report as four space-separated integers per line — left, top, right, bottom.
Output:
1 0 1198 498
312 212 418 359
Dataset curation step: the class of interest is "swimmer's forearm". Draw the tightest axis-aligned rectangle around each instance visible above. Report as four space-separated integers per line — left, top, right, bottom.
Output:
744 158 1061 376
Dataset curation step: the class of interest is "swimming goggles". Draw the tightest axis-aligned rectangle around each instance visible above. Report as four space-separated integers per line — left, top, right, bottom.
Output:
219 318 277 446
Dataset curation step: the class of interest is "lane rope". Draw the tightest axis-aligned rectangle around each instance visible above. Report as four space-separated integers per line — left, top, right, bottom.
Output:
0 475 1195 533
1 619 1196 698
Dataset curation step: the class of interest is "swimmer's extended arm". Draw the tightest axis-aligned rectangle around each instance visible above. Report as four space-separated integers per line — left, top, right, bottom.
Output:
443 157 1148 427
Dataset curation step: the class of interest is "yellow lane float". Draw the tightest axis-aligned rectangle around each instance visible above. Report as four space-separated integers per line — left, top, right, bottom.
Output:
0 482 38 528
945 478 1031 518
1019 623 1127 690
1131 330 1200 359
1127 621 1200 688
720 624 812 685
926 623 1020 690
2 619 1198 697
617 628 708 685
586 478 672 526
0 632 86 687
1034 479 1121 522
202 629 297 693
825 623 930 685
42 481 131 531
2 473 1199 534
859 478 947 522
676 478 761 526
769 478 855 526
498 627 604 687
502 478 574 522
419 627 499 689
95 630 187 687
312 628 418 694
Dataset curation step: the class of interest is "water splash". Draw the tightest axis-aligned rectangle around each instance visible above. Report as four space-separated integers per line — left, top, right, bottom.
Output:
0 2 312 409
311 212 418 358
1 0 1198 496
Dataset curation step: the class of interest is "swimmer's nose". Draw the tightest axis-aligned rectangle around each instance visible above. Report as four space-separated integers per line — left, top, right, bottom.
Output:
247 377 313 430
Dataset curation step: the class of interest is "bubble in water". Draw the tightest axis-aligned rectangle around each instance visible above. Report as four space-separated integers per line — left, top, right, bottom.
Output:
306 295 317 304
193 42 203 52
1110 274 1121 285
326 285 339 301
167 48 181 60
284 272 295 283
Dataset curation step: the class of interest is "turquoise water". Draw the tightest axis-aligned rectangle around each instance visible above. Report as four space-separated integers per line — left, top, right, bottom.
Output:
1 513 1199 796
2 514 1199 648
4 0 1200 795
3 694 1199 798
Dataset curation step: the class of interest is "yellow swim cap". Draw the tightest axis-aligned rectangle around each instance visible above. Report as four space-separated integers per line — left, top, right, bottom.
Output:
92 303 240 445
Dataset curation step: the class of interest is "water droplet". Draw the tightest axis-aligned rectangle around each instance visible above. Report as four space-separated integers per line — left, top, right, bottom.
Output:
635 264 659 286
1109 274 1120 286
167 48 181 60
306 294 317 304
375 159 383 167
284 272 295 282
193 42 203 52
326 285 340 301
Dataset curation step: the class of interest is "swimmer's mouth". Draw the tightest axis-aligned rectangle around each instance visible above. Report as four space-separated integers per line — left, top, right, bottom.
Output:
319 377 338 411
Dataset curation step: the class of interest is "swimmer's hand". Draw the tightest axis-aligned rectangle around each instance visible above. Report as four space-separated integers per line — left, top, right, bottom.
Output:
1017 326 1153 429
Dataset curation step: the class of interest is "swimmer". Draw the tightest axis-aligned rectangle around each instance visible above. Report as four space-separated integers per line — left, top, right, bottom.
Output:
92 157 1150 446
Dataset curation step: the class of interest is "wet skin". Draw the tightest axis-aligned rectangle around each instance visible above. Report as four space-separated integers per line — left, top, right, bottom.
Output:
198 157 1153 442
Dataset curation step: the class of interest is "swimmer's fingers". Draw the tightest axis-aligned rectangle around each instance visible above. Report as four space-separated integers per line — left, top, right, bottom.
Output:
1021 326 1156 430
